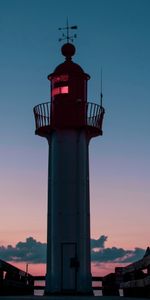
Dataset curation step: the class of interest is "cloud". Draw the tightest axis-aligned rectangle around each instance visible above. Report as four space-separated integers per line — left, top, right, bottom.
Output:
91 246 126 262
91 235 107 249
0 236 146 264
0 237 46 263
91 246 145 263
90 236 145 263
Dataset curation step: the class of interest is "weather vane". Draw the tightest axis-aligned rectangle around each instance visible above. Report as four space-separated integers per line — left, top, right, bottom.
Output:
58 18 77 43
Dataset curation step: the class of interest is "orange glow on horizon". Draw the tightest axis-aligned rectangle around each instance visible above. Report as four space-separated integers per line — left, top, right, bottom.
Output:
10 262 46 276
10 261 129 277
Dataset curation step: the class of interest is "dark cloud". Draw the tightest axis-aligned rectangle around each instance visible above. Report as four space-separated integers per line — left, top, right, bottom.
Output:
91 247 145 263
91 247 126 262
90 237 145 263
91 235 107 249
0 237 46 263
0 236 145 264
121 247 145 263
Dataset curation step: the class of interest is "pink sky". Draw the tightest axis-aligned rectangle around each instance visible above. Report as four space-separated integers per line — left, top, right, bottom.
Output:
9 261 127 277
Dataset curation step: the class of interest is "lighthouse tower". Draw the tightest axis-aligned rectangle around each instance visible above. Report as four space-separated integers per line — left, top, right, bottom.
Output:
33 30 105 295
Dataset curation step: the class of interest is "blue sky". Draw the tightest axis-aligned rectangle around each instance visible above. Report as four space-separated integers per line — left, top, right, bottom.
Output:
0 0 150 260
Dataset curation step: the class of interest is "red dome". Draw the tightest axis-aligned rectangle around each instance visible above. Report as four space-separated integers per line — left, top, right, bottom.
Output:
48 43 90 80
54 60 84 74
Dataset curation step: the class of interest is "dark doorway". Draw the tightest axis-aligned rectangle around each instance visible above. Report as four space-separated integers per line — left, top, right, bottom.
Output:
61 243 77 292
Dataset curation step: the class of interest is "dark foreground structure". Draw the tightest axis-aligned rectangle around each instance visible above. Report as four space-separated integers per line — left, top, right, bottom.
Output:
0 259 34 295
117 247 150 298
101 247 150 298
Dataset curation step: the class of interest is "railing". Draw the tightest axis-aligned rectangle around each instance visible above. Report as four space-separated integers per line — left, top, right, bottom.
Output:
33 101 105 133
87 102 104 128
33 102 50 130
0 259 34 296
115 250 150 297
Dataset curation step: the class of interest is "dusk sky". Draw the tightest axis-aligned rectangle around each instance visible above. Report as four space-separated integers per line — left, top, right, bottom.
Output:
0 0 150 275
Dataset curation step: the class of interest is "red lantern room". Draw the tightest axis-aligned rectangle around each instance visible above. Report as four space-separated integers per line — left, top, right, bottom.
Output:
48 43 90 128
33 41 105 139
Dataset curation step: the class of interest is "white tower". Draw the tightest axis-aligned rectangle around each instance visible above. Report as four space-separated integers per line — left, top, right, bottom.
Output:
33 40 105 295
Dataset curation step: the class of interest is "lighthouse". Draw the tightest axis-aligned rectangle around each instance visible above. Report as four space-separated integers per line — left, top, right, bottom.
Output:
33 27 105 295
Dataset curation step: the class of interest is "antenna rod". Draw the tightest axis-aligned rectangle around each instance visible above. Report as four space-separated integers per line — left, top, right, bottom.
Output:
100 68 103 107
67 17 69 43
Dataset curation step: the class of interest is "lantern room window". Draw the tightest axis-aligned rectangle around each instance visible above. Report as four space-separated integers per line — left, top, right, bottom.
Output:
52 86 69 97
52 74 69 97
61 86 68 94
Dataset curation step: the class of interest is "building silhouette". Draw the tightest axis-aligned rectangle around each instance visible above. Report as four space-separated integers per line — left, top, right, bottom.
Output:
33 33 105 295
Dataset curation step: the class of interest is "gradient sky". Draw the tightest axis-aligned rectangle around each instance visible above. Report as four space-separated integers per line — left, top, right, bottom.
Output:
0 0 150 274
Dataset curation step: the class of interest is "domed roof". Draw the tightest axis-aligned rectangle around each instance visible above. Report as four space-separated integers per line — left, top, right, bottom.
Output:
48 43 90 79
54 43 84 74
54 60 84 74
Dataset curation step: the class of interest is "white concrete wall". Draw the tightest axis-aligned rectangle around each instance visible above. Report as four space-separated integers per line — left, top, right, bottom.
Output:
45 129 92 295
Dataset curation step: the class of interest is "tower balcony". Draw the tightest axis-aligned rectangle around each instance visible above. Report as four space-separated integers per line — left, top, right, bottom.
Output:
33 101 105 138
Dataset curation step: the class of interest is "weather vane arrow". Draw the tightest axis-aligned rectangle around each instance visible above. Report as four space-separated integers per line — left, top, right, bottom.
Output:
58 18 77 43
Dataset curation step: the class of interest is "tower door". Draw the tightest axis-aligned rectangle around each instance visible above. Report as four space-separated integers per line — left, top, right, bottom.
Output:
61 243 77 292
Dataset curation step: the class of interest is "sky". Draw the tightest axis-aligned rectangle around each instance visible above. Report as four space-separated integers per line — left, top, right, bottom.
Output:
0 0 150 276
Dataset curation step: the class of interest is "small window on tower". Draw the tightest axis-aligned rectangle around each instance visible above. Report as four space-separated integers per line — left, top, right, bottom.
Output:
52 86 69 97
61 86 68 94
